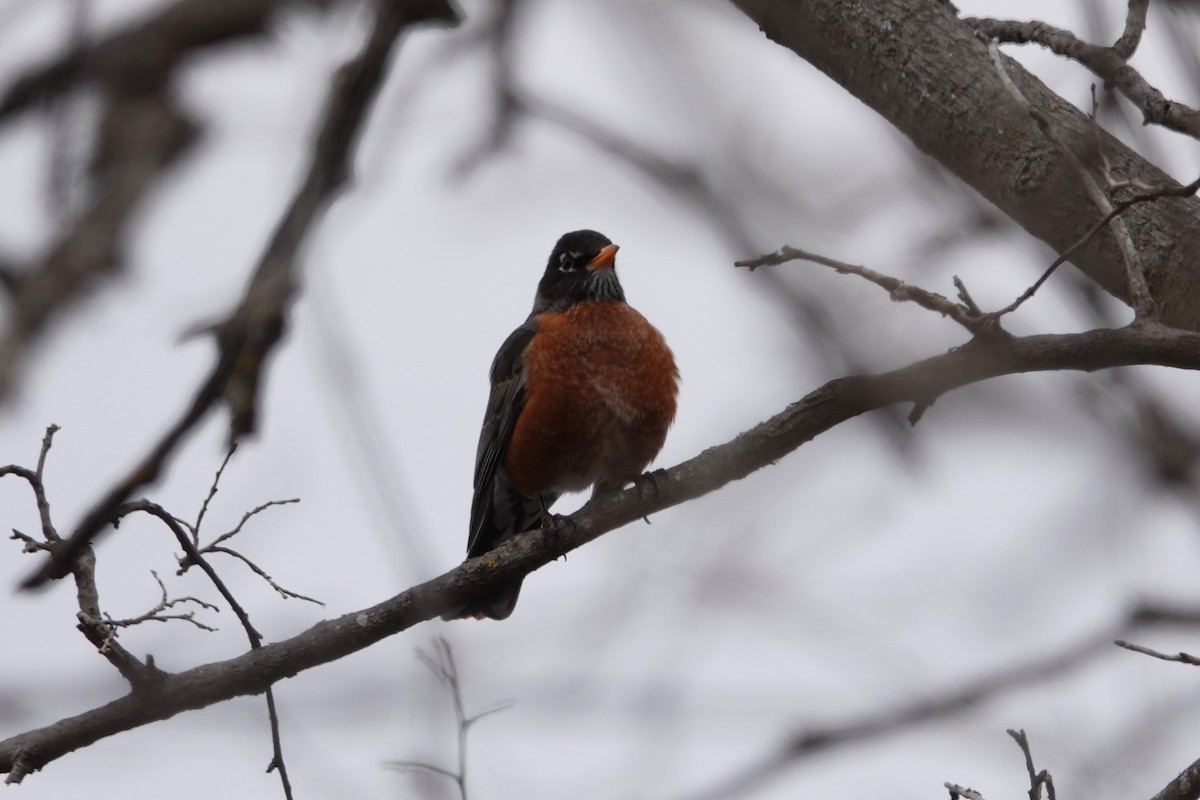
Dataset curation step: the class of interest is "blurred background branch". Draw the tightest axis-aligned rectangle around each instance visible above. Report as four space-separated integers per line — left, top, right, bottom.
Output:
19 0 460 589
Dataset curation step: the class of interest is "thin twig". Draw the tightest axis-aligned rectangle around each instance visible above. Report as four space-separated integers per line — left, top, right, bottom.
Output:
263 688 290 791
183 490 315 604
735 246 1001 336
988 38 1156 319
953 277 983 316
178 504 318 605
8 529 50 553
386 638 510 800
32 425 61 541
203 546 323 605
1007 729 1056 800
1115 639 1200 666
987 174 1200 319
119 456 315 800
102 571 219 633
204 498 301 551
172 446 314 604
119 501 262 643
735 246 1006 423
968 10 1200 140
119 11 458 798
2 427 160 686
0 428 62 545
945 782 987 800
193 443 238 544
118 497 301 800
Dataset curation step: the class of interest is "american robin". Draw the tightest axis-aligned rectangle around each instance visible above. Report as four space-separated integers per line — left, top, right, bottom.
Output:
444 230 679 620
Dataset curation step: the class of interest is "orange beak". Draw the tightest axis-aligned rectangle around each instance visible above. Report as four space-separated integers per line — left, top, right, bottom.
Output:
585 243 619 270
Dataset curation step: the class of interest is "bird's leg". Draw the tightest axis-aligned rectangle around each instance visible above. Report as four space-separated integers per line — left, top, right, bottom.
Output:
538 494 573 559
536 494 556 528
636 469 668 501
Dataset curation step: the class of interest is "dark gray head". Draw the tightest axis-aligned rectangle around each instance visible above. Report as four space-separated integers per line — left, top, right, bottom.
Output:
532 229 625 313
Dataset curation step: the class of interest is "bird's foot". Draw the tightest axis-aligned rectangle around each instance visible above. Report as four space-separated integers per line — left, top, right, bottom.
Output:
635 468 669 523
542 513 575 560
635 468 668 499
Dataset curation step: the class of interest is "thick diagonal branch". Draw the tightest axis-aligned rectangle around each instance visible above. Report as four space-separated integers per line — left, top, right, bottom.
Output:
6 322 1200 781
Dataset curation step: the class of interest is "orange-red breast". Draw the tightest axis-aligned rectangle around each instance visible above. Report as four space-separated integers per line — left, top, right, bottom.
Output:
444 230 679 620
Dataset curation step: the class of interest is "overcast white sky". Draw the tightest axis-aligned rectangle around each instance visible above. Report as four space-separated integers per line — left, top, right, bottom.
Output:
3 1 1200 799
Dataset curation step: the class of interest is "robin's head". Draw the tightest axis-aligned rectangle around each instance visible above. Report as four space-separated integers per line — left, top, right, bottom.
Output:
533 229 625 312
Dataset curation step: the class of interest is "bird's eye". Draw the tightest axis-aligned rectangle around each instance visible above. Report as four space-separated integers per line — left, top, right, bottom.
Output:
558 252 580 272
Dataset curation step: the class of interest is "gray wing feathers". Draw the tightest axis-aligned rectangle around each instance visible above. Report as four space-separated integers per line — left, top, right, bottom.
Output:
466 322 537 557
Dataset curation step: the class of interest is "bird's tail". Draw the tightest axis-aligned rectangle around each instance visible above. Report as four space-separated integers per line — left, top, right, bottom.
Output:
440 580 524 621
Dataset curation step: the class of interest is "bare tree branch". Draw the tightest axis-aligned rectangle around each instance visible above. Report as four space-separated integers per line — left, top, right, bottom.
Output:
8 321 1200 782
1008 729 1056 800
987 174 1200 319
174 450 310 605
967 8 1200 140
945 782 988 800
669 602 1198 800
0 0 359 401
2 427 166 692
121 500 263 643
385 638 509 800
43 0 92 218
730 0 1200 328
986 37 1157 319
20 0 461 590
0 0 341 122
735 246 1000 336
1115 639 1200 667
100 571 219 633
1150 755 1200 800
190 444 239 546
114 496 301 795
0 80 196 399
1113 0 1150 60
200 543 319 606
202 499 302 553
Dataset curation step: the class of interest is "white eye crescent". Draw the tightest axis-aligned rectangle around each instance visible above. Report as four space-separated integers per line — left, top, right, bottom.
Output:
558 251 581 272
